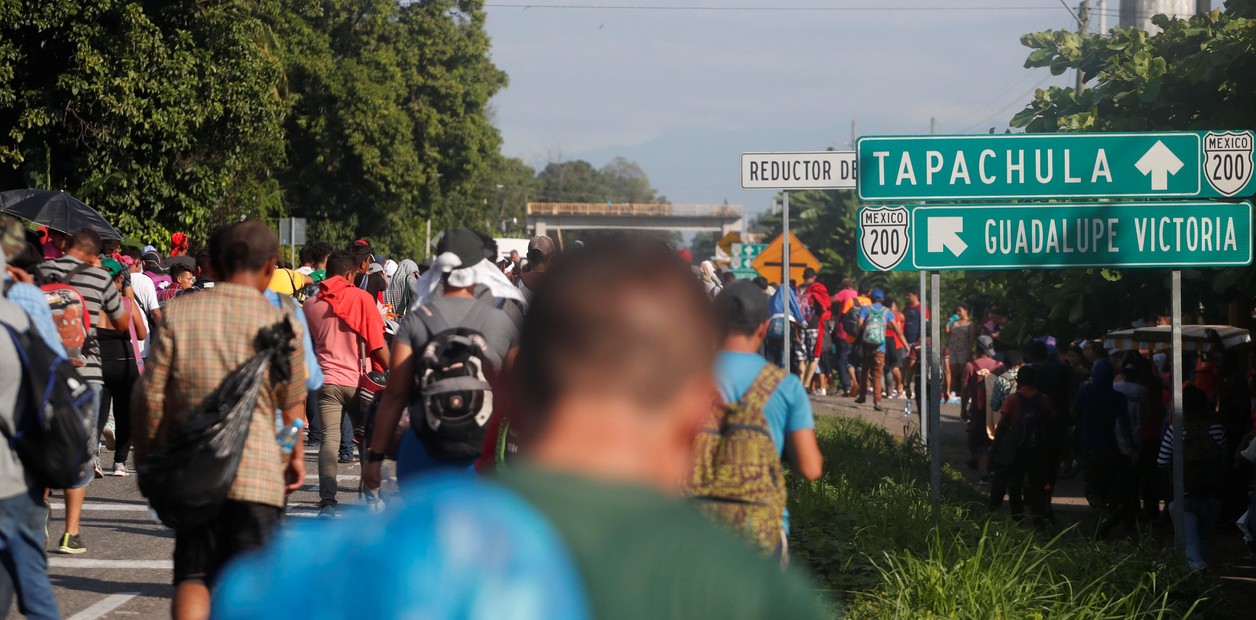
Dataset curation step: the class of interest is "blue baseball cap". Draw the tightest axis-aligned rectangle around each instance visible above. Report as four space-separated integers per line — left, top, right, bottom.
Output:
871 288 885 302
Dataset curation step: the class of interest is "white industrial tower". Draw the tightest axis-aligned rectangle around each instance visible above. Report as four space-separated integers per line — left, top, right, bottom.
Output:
1119 0 1212 32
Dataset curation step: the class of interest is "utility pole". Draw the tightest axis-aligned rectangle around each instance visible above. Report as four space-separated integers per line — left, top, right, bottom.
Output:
930 117 937 135
850 119 857 150
1076 1 1090 92
1098 0 1107 34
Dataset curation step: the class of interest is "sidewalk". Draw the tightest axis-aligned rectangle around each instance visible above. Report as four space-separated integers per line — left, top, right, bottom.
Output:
810 393 1256 611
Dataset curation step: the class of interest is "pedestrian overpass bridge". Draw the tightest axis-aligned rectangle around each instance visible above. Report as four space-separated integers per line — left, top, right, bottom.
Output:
527 202 743 238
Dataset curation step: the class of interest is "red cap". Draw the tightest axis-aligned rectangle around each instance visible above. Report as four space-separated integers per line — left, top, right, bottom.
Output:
678 249 693 264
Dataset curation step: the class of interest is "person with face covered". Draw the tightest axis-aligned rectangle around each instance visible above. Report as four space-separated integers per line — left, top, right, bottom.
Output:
364 229 523 487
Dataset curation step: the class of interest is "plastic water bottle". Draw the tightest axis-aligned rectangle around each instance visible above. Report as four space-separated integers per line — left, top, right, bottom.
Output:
276 418 305 453
904 398 913 417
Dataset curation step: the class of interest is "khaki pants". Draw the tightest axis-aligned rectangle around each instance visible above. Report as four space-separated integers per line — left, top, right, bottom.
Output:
317 384 368 505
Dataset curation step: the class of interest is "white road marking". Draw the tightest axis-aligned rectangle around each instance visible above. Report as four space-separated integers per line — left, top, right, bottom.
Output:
302 474 361 481
67 593 141 620
48 503 148 512
50 558 172 569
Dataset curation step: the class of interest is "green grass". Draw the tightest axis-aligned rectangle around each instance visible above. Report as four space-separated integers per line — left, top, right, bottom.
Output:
788 416 1219 619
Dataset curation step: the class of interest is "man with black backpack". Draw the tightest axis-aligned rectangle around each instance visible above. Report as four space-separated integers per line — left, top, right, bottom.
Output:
1157 384 1227 572
0 245 60 619
988 364 1057 526
363 229 519 488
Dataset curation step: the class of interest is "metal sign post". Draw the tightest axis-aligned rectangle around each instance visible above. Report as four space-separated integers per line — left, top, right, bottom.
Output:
1171 270 1185 550
919 270 928 449
929 271 943 512
782 191 791 371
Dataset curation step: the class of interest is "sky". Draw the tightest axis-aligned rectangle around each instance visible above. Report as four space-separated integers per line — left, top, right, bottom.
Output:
481 1 1109 215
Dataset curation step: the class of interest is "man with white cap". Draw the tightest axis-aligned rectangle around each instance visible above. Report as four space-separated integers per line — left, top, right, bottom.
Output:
363 229 521 488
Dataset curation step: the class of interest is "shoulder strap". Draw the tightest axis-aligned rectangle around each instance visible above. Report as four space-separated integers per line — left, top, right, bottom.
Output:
740 363 786 413
416 304 451 336
461 299 494 333
57 260 92 284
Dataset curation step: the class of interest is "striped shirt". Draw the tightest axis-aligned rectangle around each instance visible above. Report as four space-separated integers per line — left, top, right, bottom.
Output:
139 282 307 509
36 255 124 381
1156 423 1226 467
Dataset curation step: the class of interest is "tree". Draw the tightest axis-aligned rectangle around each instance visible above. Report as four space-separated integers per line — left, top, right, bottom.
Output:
257 0 507 258
960 1 1256 340
0 0 288 244
534 157 660 204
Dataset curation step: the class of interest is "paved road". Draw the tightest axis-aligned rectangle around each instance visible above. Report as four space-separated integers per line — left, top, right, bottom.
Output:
21 394 1256 617
29 448 379 620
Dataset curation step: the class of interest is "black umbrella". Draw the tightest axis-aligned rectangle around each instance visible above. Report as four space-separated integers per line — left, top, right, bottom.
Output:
0 189 122 240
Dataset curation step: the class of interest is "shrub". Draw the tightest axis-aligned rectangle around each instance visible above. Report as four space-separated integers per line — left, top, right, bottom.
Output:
789 417 1218 618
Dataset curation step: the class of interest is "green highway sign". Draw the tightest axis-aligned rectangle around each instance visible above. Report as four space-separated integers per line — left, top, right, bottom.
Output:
857 201 1253 272
857 132 1256 202
729 243 767 271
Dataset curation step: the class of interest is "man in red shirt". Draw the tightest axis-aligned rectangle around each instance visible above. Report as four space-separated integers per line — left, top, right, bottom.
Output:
798 268 831 395
303 250 391 517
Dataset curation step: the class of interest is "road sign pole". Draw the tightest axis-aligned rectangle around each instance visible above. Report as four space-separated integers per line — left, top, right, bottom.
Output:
930 271 942 513
919 270 928 450
1171 270 1185 551
782 191 791 373
289 217 296 267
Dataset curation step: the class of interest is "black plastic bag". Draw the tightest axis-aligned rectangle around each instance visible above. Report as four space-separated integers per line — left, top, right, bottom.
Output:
139 319 295 530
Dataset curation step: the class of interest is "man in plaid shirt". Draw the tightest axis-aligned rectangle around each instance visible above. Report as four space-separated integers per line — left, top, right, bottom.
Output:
135 221 307 620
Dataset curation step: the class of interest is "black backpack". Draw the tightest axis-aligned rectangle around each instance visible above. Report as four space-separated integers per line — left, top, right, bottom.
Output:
411 302 496 461
1009 392 1050 450
0 319 97 489
840 298 864 338
1181 421 1226 495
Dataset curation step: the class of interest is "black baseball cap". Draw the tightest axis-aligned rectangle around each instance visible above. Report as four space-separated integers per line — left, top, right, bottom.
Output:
437 228 487 269
715 281 771 335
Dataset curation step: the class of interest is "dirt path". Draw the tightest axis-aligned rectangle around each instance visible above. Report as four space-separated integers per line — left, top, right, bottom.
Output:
810 394 1256 612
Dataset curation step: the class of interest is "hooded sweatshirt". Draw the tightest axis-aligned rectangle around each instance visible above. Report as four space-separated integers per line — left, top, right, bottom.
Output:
1075 359 1129 452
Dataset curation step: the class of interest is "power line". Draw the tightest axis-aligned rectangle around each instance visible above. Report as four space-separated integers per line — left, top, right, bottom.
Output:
956 74 1056 134
485 3 1063 12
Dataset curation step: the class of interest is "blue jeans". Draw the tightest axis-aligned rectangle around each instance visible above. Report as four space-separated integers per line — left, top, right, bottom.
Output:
835 338 852 392
0 490 59 619
1169 495 1222 571
71 381 104 489
396 432 476 484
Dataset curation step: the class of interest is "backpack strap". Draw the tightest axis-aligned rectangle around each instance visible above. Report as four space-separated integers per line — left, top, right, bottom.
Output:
740 363 787 415
460 298 494 334
50 260 92 285
415 303 452 337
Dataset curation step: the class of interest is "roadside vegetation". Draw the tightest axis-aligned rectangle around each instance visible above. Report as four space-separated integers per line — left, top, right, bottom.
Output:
789 416 1218 619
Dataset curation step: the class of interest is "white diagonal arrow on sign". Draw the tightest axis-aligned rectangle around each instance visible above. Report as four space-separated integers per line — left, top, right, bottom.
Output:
1135 140 1185 191
927 217 967 256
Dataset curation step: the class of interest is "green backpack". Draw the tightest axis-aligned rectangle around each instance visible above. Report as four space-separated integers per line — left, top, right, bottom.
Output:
862 307 888 347
686 364 787 555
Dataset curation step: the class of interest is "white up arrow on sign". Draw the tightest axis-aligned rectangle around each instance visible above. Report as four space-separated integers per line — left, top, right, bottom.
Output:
927 217 967 256
1135 140 1185 191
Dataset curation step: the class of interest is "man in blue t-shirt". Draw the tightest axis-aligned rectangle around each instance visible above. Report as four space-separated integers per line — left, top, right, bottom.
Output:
855 289 901 411
713 282 824 536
